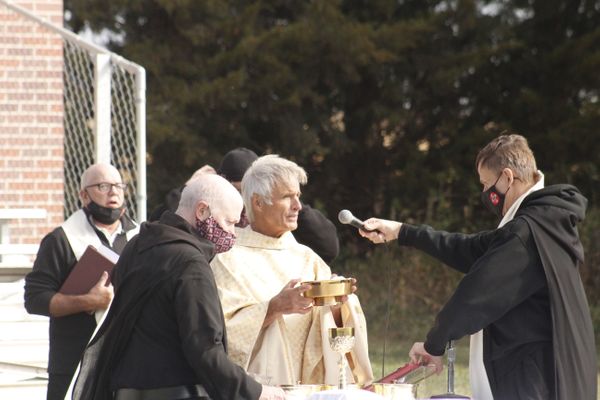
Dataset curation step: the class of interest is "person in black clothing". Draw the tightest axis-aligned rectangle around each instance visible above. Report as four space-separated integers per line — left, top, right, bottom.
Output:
71 173 285 400
359 134 596 400
24 163 139 400
149 147 340 262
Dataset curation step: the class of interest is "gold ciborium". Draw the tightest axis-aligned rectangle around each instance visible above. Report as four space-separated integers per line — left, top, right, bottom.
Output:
328 327 355 389
302 278 352 306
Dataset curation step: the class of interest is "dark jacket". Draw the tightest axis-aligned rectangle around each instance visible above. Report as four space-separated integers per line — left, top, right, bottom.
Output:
398 184 596 400
24 212 137 375
72 211 262 400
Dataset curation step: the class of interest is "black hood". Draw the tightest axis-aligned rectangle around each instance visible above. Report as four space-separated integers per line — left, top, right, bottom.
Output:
517 184 587 263
136 211 215 258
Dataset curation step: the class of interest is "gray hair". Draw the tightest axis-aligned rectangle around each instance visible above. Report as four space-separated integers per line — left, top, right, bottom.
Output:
241 155 307 222
475 134 538 184
178 173 239 217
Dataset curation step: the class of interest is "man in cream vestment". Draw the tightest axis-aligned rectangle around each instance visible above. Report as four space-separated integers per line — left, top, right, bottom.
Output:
211 155 373 386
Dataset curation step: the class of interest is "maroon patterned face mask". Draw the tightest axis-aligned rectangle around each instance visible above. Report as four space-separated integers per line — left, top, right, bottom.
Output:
235 208 250 228
195 215 236 253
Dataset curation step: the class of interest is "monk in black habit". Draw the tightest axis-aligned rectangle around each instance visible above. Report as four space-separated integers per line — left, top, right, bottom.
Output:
71 174 285 400
360 134 596 400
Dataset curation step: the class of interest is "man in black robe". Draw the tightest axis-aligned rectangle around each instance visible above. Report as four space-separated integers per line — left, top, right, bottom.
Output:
71 174 285 400
360 134 596 400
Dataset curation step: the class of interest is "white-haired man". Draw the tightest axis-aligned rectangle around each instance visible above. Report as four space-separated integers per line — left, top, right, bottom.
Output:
211 155 373 386
72 174 285 400
25 163 139 400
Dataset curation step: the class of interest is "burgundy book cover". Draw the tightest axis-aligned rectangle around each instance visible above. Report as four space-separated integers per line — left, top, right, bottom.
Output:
363 363 421 391
59 245 118 295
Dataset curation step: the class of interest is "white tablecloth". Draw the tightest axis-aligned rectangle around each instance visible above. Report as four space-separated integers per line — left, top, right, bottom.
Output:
306 389 385 400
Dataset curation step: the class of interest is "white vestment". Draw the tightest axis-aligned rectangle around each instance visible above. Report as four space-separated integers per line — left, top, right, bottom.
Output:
211 226 373 386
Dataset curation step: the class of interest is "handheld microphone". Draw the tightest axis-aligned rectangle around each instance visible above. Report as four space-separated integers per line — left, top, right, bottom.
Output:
338 209 367 230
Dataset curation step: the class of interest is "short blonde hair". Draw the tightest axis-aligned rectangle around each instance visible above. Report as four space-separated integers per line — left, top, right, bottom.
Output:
241 155 307 222
475 134 537 184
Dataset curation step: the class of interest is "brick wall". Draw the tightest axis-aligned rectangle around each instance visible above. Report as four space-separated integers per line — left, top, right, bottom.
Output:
0 0 64 254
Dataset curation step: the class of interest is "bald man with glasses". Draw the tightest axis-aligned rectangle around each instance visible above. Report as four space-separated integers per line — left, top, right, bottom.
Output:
25 163 139 400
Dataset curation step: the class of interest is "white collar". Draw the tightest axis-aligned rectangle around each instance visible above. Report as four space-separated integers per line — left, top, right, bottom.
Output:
498 170 545 228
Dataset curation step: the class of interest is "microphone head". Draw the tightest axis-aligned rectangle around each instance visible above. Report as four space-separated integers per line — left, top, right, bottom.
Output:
338 209 354 224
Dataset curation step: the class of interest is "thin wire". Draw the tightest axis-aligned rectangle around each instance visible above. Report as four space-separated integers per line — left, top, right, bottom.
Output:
380 241 393 379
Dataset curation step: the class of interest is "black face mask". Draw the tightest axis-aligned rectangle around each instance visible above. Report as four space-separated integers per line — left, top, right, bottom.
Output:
86 201 124 224
480 173 508 217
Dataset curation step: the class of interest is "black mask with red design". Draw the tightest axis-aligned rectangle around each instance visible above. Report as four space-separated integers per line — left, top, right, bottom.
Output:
480 173 509 217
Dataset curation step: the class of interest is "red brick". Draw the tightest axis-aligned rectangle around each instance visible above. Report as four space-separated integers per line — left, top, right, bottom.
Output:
0 36 20 45
22 81 49 90
37 159 62 168
23 171 50 180
36 93 61 101
36 114 62 124
0 59 20 68
38 182 62 191
22 103 48 112
23 148 50 157
0 149 20 157
0 104 18 111
7 115 33 124
36 70 62 79
7 159 34 168
21 58 48 68
0 194 20 202
0 81 19 89
7 47 33 56
23 193 49 202
36 48 61 57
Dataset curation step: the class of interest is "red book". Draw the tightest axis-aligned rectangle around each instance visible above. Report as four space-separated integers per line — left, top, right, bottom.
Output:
364 363 435 391
59 245 119 295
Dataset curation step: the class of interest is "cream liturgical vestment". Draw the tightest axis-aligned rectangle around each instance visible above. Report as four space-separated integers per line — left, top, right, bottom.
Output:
211 226 373 386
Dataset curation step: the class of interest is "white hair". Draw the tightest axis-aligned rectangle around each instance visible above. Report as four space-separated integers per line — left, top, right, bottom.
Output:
79 163 122 190
241 155 307 222
177 173 240 218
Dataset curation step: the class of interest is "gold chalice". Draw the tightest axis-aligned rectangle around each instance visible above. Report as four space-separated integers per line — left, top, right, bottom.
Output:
328 327 355 389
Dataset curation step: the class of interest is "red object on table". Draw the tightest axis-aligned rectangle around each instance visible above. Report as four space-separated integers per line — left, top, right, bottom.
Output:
363 363 422 391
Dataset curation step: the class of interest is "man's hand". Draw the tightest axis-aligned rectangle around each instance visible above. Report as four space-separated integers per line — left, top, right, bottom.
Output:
359 218 402 244
49 271 114 317
408 342 444 374
259 385 286 400
87 271 114 312
263 279 313 327
331 275 357 304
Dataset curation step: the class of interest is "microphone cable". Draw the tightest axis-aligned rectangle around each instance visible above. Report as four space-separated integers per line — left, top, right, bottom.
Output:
380 241 394 379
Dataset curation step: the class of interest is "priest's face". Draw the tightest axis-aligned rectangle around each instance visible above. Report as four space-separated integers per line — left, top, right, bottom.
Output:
252 178 302 238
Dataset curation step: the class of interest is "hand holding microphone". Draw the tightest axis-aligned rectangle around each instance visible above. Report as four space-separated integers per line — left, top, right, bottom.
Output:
338 209 402 244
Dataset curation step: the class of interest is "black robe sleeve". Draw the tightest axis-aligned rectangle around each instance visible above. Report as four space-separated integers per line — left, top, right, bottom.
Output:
399 224 547 356
399 223 498 273
175 261 262 400
24 228 75 315
427 231 547 355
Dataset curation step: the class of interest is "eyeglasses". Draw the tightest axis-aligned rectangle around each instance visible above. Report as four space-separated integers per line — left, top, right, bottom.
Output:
85 182 127 193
